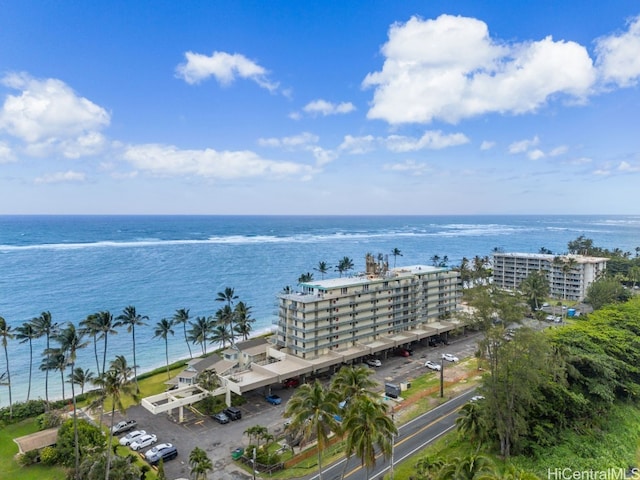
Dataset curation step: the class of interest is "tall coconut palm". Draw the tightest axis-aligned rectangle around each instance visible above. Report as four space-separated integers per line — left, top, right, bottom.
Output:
519 270 550 311
336 257 355 278
341 397 396 479
80 313 103 376
95 356 135 480
32 311 57 408
233 301 254 341
95 311 117 377
15 321 37 402
216 287 238 308
455 401 485 448
209 324 233 350
298 272 314 284
69 367 94 396
0 316 14 418
172 308 193 359
214 305 235 346
189 447 213 480
154 318 175 380
284 380 340 480
391 248 402 268
187 316 212 355
54 322 88 478
330 365 377 404
314 261 331 280
41 351 67 401
115 306 148 391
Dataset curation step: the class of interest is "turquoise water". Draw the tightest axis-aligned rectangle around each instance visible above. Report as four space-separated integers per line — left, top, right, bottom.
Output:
1 214 639 406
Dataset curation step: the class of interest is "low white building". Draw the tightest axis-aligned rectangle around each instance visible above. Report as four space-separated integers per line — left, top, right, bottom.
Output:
492 252 607 301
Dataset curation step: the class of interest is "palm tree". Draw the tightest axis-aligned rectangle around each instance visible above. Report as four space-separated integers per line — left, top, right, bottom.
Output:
430 254 441 267
31 311 57 408
41 351 67 401
95 311 118 377
330 365 377 404
187 316 213 355
0 316 14 418
437 452 497 479
519 270 550 311
80 313 103 376
154 318 175 380
209 324 233 350
15 321 37 402
298 272 314 284
391 248 402 268
95 356 136 480
69 367 94 395
172 308 193 359
562 257 578 300
336 257 355 278
314 261 331 280
341 397 396 479
54 322 88 478
455 401 485 448
233 301 254 341
189 447 213 480
216 287 238 308
284 380 341 480
458 257 472 287
195 369 219 391
115 305 148 391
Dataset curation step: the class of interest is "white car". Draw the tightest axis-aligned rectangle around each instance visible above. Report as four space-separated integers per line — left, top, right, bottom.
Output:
442 353 459 362
424 360 441 371
130 433 157 451
365 358 382 367
119 429 146 446
471 395 485 402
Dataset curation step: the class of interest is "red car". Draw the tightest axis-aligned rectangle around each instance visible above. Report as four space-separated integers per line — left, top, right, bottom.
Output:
283 378 300 388
396 348 411 357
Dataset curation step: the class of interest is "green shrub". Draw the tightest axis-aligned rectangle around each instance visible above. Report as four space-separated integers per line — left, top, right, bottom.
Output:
37 411 63 430
17 449 40 466
40 445 58 465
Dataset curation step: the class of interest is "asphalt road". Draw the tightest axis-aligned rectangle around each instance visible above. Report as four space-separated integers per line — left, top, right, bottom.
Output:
108 328 489 479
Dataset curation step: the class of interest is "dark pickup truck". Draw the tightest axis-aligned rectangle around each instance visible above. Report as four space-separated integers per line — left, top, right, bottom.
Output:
111 419 138 435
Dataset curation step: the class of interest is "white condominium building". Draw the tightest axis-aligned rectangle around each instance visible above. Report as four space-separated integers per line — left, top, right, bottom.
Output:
492 252 608 301
275 255 461 359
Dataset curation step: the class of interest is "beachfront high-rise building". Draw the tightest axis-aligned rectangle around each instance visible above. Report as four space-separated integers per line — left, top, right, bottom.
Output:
275 254 462 359
492 252 608 301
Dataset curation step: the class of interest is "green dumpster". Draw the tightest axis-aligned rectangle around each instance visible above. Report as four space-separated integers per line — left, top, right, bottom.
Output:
231 447 244 460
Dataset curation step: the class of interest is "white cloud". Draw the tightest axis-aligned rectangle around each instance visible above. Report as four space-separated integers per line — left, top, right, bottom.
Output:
385 130 469 152
288 111 302 120
480 140 495 151
123 144 313 179
509 136 540 154
339 135 376 154
618 161 640 173
258 132 319 148
527 149 545 160
549 145 568 156
383 159 430 176
363 15 596 124
595 16 640 87
569 157 592 165
175 51 278 91
302 100 356 116
34 170 86 184
0 73 110 154
0 141 15 163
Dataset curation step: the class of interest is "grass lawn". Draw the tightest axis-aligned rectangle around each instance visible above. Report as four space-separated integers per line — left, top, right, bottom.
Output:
0 419 66 480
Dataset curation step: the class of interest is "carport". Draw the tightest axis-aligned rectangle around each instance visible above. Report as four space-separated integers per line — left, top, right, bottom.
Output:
13 427 58 455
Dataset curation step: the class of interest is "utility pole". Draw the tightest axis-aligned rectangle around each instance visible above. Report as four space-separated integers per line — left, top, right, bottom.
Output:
252 447 257 480
440 357 444 398
390 412 395 480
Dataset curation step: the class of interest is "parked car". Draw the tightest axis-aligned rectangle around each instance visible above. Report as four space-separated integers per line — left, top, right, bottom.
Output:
130 433 157 451
396 348 411 357
223 406 242 420
145 443 178 465
442 353 459 362
425 360 441 371
119 430 146 446
283 378 300 388
212 412 230 424
265 394 282 405
365 358 382 367
111 419 137 435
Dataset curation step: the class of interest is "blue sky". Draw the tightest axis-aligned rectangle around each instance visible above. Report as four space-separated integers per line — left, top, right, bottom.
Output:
1 1 639 215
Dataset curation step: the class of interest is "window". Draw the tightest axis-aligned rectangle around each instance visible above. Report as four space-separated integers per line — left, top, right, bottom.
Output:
341 287 348 294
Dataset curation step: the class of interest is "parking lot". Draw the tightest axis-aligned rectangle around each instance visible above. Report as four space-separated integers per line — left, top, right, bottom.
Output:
109 328 489 479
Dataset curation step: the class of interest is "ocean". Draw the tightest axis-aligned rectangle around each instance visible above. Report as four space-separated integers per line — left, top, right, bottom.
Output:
1 214 639 407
